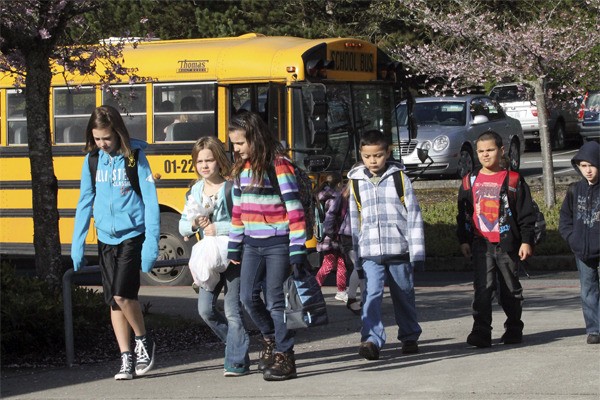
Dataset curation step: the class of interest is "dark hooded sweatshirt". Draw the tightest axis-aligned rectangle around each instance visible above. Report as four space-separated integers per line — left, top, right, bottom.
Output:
558 141 600 263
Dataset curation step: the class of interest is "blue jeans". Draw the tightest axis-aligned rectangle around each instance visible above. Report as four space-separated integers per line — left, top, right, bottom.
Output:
471 238 524 334
575 257 600 335
239 242 294 353
361 259 422 349
197 263 250 368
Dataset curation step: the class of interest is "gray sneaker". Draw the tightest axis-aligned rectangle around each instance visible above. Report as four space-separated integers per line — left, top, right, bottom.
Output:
134 336 156 376
114 352 134 380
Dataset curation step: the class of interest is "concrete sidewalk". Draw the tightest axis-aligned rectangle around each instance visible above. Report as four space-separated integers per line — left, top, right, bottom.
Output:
2 272 599 399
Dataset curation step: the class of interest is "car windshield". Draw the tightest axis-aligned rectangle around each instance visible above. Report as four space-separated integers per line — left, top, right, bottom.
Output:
396 101 467 126
585 92 600 110
489 84 533 102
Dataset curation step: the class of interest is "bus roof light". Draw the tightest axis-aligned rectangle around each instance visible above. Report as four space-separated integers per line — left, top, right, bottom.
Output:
286 66 296 73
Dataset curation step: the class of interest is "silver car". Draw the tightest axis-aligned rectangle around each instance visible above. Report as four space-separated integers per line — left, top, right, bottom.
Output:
394 95 524 178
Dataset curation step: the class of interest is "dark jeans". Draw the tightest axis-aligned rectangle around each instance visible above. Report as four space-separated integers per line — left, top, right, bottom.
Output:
471 238 524 334
238 242 295 353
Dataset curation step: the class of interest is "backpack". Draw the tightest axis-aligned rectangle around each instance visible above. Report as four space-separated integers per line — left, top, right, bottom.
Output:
268 160 316 240
88 149 141 197
351 170 406 212
462 170 546 245
283 264 328 329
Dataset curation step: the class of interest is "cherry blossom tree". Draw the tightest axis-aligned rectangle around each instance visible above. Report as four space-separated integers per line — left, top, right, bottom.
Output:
384 0 600 206
0 0 150 288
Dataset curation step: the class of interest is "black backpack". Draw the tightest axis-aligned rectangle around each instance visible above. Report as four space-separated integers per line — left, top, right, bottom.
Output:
88 149 141 197
283 265 328 329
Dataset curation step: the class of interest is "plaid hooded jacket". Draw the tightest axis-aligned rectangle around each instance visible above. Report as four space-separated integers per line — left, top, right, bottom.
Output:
347 161 425 265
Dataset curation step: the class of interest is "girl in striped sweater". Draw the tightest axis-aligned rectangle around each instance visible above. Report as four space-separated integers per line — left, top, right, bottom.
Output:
227 111 307 381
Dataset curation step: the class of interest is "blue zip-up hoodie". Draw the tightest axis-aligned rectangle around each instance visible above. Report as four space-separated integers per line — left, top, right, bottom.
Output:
71 139 160 272
559 140 600 262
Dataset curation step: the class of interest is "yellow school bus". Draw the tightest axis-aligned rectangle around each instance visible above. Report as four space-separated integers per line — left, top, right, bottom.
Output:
0 33 401 285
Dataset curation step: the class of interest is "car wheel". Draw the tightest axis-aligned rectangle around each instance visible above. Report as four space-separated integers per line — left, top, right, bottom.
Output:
140 212 194 286
508 139 521 171
552 123 566 150
457 147 474 178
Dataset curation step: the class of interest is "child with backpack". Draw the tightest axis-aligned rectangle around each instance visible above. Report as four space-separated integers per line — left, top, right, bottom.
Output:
348 129 424 361
457 131 536 348
227 110 307 381
558 140 600 345
71 105 159 380
315 173 349 303
179 136 250 376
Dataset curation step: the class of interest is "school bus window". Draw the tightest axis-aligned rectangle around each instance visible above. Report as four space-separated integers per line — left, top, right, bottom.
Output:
155 83 216 142
7 90 27 145
102 84 147 141
53 87 95 144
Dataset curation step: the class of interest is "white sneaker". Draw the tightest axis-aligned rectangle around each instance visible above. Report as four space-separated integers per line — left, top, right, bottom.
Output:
335 291 348 303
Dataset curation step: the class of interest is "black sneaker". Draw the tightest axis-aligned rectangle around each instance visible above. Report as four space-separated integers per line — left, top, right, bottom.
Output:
586 334 600 344
114 352 134 380
263 351 297 381
402 340 419 354
358 341 380 360
467 330 492 348
134 336 156 376
258 337 275 372
346 298 362 315
501 329 523 345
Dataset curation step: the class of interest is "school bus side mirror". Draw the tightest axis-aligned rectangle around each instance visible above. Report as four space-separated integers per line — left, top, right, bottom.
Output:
308 89 328 147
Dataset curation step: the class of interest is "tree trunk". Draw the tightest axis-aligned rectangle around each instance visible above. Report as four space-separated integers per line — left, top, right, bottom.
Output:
531 78 556 207
25 47 63 290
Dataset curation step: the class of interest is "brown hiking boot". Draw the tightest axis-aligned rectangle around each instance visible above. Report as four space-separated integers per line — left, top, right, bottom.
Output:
257 337 275 372
263 351 297 381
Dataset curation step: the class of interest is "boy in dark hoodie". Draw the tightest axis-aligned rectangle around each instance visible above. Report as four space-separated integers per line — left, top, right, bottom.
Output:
559 140 600 345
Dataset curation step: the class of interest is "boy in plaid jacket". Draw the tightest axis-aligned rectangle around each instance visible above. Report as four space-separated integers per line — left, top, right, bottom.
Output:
347 130 425 361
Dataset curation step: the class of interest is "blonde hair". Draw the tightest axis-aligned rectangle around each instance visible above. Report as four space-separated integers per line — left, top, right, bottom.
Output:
191 136 231 179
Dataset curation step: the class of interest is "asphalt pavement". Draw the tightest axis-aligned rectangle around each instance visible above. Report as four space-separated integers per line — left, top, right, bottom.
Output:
2 271 599 400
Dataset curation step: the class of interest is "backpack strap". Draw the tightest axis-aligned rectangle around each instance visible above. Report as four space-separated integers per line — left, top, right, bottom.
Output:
507 170 520 202
393 170 406 208
351 179 361 212
89 148 141 197
88 150 99 195
125 149 141 198
223 180 234 218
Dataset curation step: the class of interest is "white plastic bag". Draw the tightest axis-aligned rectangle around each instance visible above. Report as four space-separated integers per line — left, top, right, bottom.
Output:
188 236 229 291
184 194 214 222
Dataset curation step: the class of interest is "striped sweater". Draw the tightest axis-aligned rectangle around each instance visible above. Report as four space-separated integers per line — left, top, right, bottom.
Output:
227 157 307 264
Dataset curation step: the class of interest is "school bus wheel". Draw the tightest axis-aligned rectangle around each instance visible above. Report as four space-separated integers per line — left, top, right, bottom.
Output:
140 212 195 286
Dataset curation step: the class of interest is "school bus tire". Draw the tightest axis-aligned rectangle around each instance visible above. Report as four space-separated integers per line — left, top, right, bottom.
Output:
141 212 195 286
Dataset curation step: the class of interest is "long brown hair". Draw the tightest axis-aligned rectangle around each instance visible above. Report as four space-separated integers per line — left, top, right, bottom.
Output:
84 105 132 157
228 110 284 185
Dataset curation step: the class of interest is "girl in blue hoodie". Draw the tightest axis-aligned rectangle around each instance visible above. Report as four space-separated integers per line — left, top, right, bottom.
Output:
71 105 160 380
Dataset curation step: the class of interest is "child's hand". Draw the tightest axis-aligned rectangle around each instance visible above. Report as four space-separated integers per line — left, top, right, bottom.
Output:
203 223 216 236
518 243 533 261
460 243 471 258
194 216 210 229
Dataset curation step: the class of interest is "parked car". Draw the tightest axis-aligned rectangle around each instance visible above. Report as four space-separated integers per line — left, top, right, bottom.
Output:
578 90 600 142
394 95 524 178
489 82 580 150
